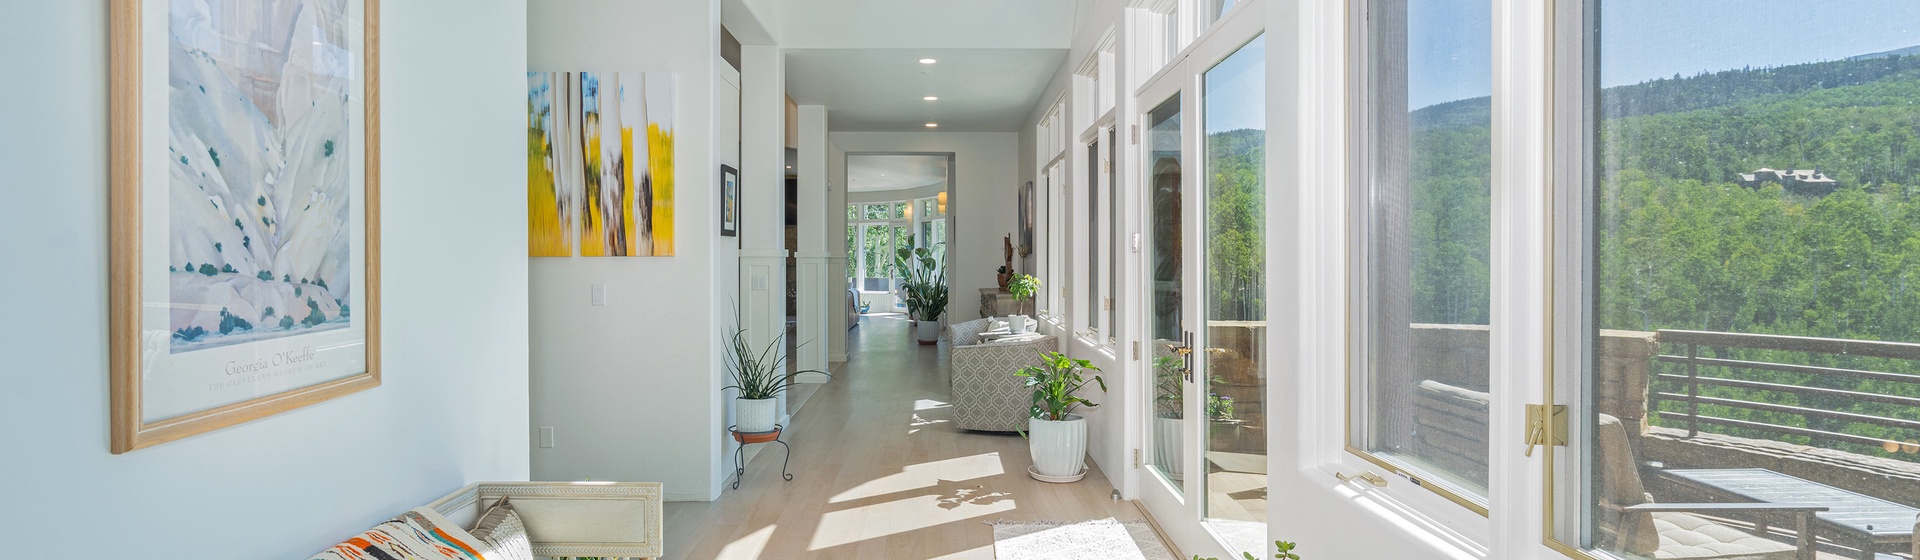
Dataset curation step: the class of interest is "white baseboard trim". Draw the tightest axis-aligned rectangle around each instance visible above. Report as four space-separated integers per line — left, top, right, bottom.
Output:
829 353 848 363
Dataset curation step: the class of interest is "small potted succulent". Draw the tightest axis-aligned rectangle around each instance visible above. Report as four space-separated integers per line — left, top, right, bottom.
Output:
1018 351 1106 482
1007 273 1040 334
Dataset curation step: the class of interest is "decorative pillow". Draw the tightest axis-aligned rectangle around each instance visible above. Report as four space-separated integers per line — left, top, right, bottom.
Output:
308 507 488 560
469 497 536 560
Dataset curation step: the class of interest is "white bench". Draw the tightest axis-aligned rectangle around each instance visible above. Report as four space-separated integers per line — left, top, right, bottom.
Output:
426 481 664 559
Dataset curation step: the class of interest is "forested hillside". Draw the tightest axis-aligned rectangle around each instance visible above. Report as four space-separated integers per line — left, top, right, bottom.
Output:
1408 51 1920 459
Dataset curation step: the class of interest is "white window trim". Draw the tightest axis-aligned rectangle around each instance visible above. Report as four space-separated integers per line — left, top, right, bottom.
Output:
1289 0 1563 558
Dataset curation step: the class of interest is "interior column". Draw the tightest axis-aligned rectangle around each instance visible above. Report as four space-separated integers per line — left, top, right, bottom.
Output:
793 105 832 381
739 44 791 422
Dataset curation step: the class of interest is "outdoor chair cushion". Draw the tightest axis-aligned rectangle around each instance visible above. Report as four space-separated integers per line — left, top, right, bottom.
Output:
1651 511 1797 560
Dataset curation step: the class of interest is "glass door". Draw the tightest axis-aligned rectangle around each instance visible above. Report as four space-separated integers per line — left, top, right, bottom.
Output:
1140 75 1199 533
1134 4 1267 558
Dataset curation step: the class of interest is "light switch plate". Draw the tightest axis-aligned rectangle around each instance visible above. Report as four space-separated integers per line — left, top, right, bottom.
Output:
590 284 606 306
752 275 768 290
539 427 555 448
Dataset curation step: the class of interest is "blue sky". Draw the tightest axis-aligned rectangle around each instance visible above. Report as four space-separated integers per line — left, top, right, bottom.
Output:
1406 0 1920 109
1206 34 1266 133
1408 0 1494 110
1599 0 1920 87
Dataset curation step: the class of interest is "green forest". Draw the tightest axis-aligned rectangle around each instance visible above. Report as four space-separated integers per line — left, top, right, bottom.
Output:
1411 52 1920 460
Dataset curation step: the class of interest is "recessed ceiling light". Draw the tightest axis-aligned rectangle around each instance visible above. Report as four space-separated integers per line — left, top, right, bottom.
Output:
925 122 939 128
923 96 939 101
919 58 937 64
786 165 792 169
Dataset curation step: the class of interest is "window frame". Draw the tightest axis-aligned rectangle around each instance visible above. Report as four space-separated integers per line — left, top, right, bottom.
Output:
1342 0 1496 520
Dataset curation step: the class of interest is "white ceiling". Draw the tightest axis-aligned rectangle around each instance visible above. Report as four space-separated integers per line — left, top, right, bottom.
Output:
773 0 1077 50
769 0 1076 132
786 48 1067 132
847 154 949 192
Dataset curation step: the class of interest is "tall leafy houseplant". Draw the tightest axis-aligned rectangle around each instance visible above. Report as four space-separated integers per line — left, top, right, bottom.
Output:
723 316 829 433
1017 351 1106 481
898 240 949 343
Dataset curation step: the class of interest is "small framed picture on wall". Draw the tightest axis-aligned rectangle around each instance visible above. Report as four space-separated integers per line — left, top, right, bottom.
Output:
720 165 739 237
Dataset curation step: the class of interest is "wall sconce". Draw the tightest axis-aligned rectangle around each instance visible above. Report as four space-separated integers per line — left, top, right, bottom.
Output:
937 191 947 214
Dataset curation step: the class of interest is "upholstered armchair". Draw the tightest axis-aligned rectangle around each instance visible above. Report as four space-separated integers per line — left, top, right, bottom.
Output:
948 318 1056 432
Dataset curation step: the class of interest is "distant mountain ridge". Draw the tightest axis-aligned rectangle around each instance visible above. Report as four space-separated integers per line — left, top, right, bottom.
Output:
1410 43 1920 128
1848 43 1920 61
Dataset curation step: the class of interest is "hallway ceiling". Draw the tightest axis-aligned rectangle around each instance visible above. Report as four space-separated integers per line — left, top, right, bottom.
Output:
847 154 948 192
774 0 1078 132
786 49 1067 132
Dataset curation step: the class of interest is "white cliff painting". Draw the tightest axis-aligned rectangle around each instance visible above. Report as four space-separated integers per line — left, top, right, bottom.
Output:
167 0 354 352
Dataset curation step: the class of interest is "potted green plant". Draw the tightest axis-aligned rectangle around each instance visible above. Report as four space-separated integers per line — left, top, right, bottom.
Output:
1193 540 1301 560
1152 353 1185 480
1207 391 1248 452
898 243 949 344
722 317 830 433
1017 351 1106 482
1007 273 1040 334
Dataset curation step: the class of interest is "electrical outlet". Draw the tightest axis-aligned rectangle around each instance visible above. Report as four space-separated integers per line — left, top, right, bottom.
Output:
590 284 607 306
539 427 555 448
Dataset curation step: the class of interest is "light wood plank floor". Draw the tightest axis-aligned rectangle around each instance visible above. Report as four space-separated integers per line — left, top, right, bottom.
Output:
663 314 1146 559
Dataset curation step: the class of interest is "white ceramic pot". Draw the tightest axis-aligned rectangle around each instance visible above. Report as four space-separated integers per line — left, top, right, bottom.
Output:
917 320 941 343
1009 315 1030 334
1028 414 1088 479
735 397 778 433
1152 415 1185 481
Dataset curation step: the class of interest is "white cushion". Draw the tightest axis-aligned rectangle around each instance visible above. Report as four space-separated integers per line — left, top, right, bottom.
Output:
1650 512 1797 560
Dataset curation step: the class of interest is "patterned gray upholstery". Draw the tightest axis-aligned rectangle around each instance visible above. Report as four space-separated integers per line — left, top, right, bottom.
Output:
949 319 1057 432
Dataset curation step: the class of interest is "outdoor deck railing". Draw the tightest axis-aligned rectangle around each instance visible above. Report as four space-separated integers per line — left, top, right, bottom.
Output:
1650 329 1920 453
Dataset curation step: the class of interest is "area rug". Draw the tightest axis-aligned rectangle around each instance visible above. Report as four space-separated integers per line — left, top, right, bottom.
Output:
989 518 1177 560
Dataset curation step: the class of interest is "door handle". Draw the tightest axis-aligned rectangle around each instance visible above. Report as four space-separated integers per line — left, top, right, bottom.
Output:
1173 331 1196 382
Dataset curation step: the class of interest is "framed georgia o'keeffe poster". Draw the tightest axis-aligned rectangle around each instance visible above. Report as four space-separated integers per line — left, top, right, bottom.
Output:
109 0 381 454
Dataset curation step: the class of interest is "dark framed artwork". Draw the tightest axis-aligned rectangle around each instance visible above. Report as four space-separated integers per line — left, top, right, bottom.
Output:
720 165 739 237
110 0 381 453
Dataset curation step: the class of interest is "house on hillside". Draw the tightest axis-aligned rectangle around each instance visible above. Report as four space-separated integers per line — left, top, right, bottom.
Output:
1738 167 1839 196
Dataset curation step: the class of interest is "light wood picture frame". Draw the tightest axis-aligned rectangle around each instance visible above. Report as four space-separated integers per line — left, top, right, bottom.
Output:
110 0 381 454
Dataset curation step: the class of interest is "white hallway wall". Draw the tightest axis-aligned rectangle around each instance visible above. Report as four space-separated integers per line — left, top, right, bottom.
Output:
526 0 736 502
0 1 532 557
830 132 1018 324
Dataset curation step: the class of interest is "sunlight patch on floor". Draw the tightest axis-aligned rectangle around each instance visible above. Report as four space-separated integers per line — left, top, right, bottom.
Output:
807 493 1018 551
714 524 777 560
927 544 995 559
915 398 952 410
829 452 1005 504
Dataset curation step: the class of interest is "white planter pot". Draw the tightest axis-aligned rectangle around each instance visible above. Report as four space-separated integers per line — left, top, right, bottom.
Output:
1152 415 1185 481
1028 415 1088 480
1009 315 1030 334
917 320 941 343
735 397 778 433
